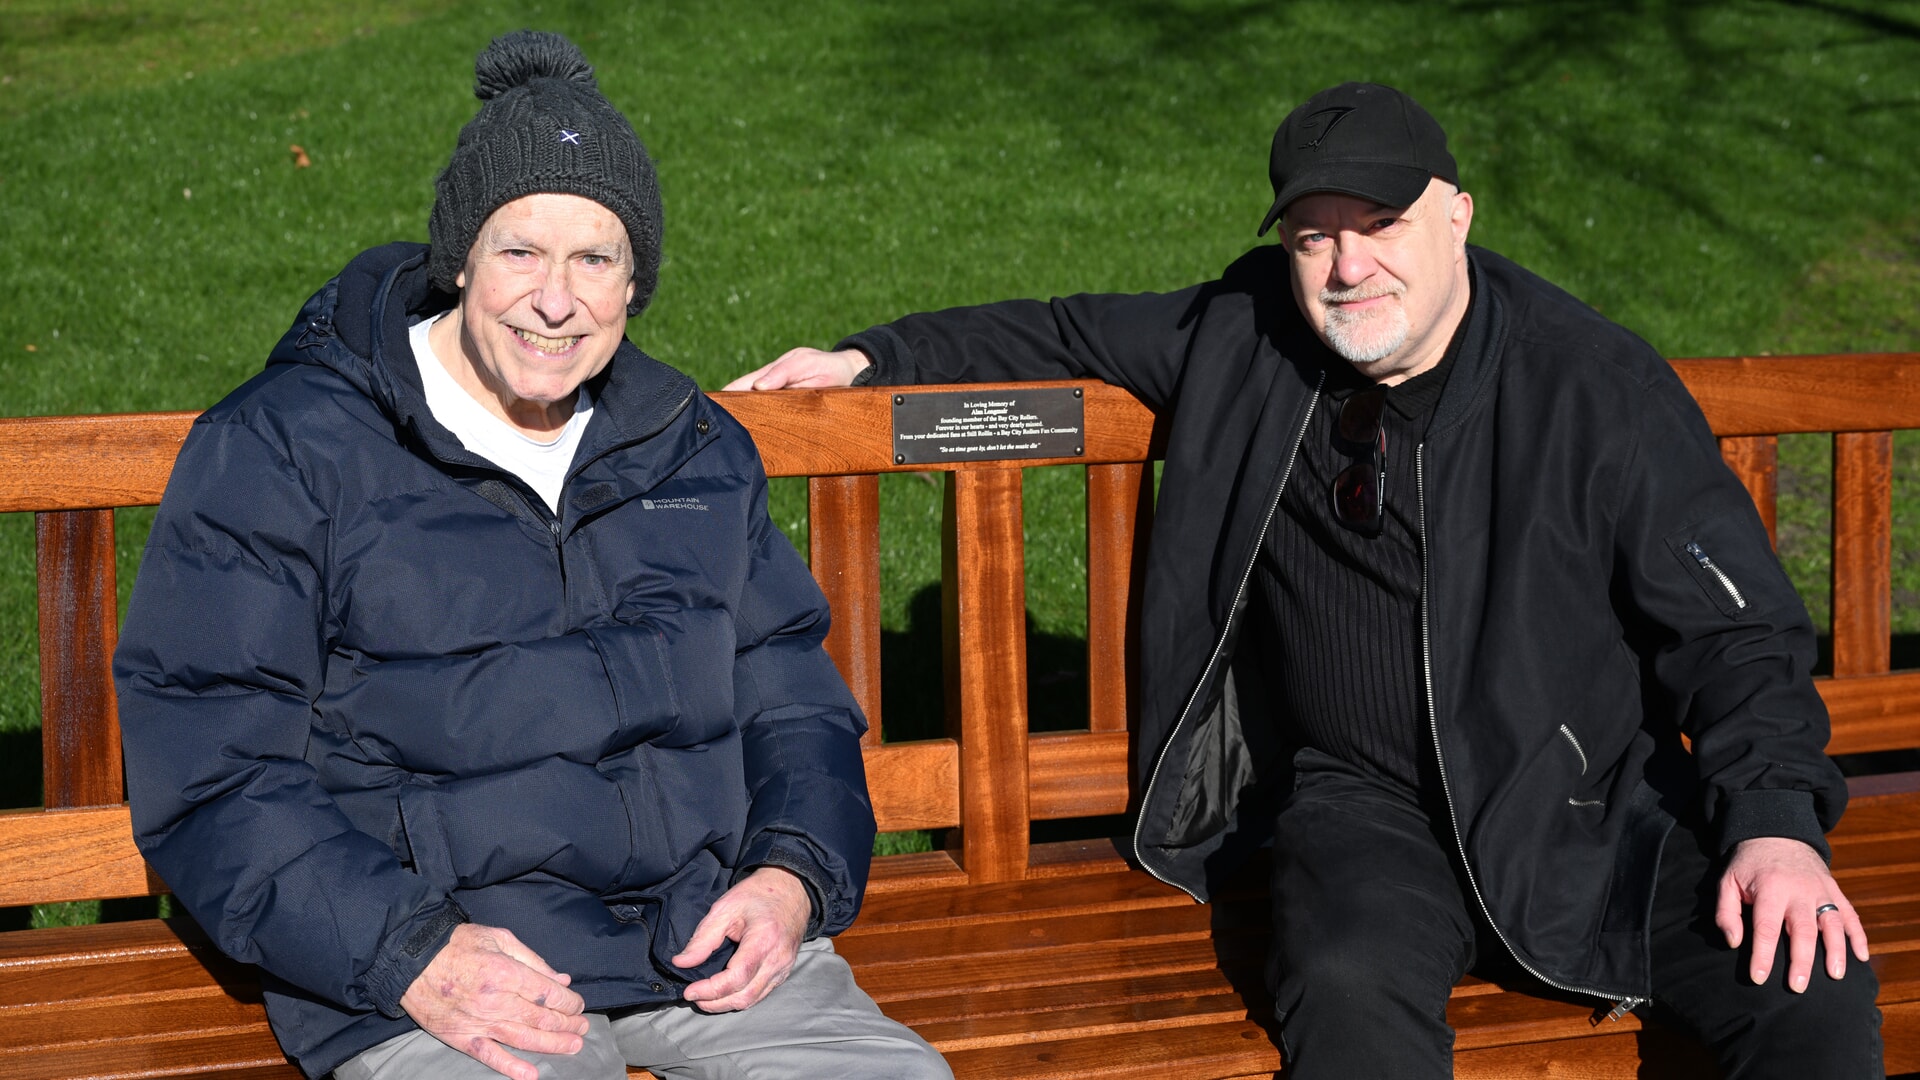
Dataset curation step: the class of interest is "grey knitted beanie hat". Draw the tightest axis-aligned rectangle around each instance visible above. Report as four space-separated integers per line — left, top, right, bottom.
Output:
428 30 661 317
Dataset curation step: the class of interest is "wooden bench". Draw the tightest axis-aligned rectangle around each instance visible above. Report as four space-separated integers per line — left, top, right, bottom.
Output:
3 353 1919 1078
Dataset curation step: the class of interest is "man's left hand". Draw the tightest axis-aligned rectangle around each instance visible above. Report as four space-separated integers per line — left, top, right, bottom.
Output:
1717 835 1870 991
674 866 812 1013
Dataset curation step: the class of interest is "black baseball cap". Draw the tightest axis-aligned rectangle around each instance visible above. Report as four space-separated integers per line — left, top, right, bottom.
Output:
1256 82 1458 236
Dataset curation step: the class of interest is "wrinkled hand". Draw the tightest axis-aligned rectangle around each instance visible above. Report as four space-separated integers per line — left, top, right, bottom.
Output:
1717 836 1870 992
721 347 870 391
674 866 812 1013
400 923 589 1080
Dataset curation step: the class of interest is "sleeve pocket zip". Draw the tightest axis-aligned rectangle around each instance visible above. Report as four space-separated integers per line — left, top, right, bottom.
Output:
1684 541 1748 610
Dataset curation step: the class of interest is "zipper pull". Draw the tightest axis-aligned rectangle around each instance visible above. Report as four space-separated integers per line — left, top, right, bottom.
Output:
1597 996 1645 1024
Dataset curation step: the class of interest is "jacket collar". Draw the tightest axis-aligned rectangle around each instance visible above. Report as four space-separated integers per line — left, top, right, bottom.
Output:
1427 249 1506 440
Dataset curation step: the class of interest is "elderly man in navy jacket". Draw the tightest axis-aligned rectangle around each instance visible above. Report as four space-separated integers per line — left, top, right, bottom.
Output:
115 30 949 1080
729 83 1882 1076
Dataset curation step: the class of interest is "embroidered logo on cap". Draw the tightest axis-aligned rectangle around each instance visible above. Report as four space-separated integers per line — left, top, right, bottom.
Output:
558 129 583 145
1298 107 1355 150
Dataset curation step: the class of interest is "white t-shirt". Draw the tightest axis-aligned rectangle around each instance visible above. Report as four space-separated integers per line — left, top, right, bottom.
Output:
410 312 591 514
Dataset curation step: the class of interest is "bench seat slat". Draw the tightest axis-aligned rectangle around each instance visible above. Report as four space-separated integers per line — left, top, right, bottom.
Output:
1452 1028 1715 1080
849 866 1196 931
0 990 270 1054
0 1026 293 1080
855 935 1236 1003
879 967 1263 1029
912 990 1262 1054
939 1018 1280 1079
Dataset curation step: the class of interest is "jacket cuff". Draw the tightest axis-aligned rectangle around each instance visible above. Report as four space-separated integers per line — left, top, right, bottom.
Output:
363 898 468 1018
736 842 833 939
1718 789 1831 863
835 327 911 387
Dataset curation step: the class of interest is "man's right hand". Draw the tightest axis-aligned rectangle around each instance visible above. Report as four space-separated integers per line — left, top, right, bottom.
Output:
722 347 870 391
400 923 590 1080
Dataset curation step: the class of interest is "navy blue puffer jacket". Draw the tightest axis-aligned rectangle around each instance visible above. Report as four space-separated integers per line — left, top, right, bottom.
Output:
114 243 874 1077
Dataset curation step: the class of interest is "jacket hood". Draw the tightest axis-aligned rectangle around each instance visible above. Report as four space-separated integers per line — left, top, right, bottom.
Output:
265 241 698 476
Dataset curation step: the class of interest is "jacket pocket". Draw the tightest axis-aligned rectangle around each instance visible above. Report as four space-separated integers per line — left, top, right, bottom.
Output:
1663 514 1789 620
1558 724 1607 810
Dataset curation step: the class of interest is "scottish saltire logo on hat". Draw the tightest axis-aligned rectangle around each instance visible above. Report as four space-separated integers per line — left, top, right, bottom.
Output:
558 129 583 145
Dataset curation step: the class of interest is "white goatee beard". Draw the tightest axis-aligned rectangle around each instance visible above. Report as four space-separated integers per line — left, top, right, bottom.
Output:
1320 285 1409 365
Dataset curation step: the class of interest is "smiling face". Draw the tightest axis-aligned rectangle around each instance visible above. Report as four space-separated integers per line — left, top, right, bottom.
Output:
431 192 637 436
1279 177 1474 386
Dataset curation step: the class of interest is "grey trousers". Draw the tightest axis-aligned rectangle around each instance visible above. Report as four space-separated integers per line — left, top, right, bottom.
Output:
334 939 952 1080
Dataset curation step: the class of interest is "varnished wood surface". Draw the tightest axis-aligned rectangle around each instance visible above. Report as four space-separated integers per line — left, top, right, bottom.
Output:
1671 354 1920 436
0 412 192 513
1084 462 1151 734
0 807 159 908
807 473 885 744
1717 435 1778 545
1028 730 1130 820
1834 431 1896 676
37 510 124 808
863 739 961 833
1820 672 1920 755
944 470 1031 883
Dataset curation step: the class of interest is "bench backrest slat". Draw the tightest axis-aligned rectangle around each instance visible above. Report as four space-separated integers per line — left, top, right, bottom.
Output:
1832 431 1895 677
806 474 885 747
945 468 1032 883
3 353 1918 904
1715 435 1779 544
37 509 124 810
1085 462 1152 736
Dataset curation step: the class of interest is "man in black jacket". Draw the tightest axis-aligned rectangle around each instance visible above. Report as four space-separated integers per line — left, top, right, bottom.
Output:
728 83 1883 1076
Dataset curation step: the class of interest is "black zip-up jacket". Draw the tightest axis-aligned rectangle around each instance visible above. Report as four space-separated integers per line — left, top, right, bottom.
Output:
841 245 1843 1004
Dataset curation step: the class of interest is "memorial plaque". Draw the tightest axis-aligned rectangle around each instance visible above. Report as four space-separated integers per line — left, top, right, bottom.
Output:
891 387 1086 465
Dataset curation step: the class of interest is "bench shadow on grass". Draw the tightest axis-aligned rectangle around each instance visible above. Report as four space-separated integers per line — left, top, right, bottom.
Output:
877 583 1129 852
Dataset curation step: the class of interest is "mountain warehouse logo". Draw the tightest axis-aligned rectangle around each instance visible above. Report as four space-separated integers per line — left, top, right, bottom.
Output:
641 497 709 512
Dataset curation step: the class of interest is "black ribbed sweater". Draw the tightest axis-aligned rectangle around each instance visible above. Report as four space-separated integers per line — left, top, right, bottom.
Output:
1252 329 1461 801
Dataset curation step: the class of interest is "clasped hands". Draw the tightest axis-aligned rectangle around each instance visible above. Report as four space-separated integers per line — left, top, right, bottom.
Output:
400 866 811 1080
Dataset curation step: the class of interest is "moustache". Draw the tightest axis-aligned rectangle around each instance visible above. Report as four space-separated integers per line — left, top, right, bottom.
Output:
1320 282 1407 306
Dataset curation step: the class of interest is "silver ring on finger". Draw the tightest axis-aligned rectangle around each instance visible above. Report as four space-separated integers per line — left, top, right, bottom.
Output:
1814 903 1841 917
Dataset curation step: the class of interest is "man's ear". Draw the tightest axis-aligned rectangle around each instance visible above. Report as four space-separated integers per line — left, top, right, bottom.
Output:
1450 190 1474 248
455 269 468 290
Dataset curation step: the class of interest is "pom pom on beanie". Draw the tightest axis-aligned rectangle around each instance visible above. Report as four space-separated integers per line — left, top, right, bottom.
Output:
472 29 596 98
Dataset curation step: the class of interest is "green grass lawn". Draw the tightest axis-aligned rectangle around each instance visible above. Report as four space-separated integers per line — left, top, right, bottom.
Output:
2 0 1918 918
